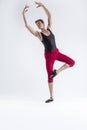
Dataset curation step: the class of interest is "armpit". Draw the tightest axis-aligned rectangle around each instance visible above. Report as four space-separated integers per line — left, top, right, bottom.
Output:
36 31 42 41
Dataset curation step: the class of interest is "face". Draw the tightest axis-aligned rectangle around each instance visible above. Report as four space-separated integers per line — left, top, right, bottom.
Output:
35 21 45 29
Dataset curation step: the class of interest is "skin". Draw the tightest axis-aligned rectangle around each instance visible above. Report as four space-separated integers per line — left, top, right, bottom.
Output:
22 2 70 100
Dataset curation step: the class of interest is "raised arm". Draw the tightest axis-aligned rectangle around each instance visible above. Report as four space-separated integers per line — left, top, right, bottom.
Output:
35 2 52 30
22 5 41 39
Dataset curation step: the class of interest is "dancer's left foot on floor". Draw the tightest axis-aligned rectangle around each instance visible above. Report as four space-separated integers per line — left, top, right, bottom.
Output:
50 69 57 78
45 97 54 103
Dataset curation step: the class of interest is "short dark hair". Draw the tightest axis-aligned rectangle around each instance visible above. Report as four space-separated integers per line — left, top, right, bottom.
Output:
35 19 44 24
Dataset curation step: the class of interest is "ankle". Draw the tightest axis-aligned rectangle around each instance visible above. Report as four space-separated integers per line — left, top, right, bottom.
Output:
57 69 60 74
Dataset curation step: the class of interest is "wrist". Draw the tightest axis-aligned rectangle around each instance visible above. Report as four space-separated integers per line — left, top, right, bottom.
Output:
41 4 44 7
22 12 25 16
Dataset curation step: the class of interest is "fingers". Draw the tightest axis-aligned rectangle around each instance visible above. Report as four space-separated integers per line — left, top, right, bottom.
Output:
22 5 29 14
36 5 40 8
34 1 38 4
34 1 42 8
25 9 28 12
24 5 29 9
23 1 43 14
34 1 39 6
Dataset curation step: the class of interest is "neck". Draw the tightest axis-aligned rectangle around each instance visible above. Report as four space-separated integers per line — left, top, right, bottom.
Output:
41 28 46 32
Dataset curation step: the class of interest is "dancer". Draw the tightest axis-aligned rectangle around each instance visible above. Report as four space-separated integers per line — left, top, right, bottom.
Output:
22 2 75 103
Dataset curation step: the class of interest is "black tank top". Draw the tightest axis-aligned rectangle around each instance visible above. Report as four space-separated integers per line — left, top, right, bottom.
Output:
41 28 57 52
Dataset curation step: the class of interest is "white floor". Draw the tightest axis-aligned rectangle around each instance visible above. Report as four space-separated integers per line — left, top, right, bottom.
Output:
0 98 87 130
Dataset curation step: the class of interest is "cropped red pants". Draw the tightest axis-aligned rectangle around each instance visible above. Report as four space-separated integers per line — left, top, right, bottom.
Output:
44 48 75 83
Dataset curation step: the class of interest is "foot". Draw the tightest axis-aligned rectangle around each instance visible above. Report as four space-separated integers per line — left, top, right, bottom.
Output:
50 69 57 78
45 97 54 103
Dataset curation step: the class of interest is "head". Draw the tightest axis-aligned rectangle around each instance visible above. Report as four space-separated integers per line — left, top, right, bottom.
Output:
35 19 45 30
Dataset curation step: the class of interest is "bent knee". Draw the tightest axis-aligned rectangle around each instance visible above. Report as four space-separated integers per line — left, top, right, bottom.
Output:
69 60 75 67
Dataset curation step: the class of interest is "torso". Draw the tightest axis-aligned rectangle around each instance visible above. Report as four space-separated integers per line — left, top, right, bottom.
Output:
41 29 51 36
40 28 57 52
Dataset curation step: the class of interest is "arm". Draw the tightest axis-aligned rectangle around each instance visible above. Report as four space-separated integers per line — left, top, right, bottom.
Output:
22 6 41 39
35 2 52 30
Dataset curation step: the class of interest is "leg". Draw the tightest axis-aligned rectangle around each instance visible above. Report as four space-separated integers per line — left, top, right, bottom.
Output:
56 63 70 75
45 82 54 103
46 60 54 102
56 52 75 76
44 54 55 103
48 82 53 98
50 50 75 78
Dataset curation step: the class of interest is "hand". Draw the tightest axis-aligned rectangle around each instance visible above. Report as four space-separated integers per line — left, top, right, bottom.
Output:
22 5 29 14
35 1 43 8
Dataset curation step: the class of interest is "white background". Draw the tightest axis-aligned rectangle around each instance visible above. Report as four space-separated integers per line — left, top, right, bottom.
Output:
0 0 87 130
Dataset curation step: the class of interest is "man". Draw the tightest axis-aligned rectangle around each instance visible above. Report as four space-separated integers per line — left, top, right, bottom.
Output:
22 2 75 103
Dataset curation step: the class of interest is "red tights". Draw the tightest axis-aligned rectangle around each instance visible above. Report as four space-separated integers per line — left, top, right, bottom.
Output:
44 48 75 83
